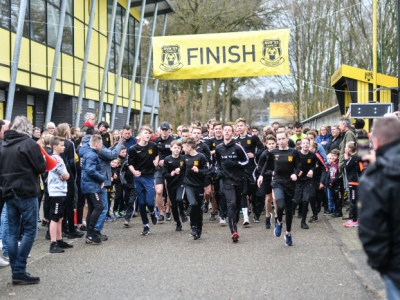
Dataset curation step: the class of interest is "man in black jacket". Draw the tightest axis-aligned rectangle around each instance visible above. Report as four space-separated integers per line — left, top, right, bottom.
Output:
0 116 46 285
215 124 248 242
358 117 400 298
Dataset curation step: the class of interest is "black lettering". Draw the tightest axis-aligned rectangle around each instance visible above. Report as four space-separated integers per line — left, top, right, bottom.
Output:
187 48 198 65
243 45 255 62
222 46 226 63
200 48 204 65
206 47 220 64
228 46 240 63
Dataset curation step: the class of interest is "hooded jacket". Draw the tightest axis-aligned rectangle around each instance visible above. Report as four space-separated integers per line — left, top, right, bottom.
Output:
215 139 249 185
79 143 105 194
358 140 400 290
339 127 356 171
80 135 122 187
0 130 46 200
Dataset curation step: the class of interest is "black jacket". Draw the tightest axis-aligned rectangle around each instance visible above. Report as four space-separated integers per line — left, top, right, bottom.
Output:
215 139 249 185
0 130 46 200
358 140 400 290
326 134 342 154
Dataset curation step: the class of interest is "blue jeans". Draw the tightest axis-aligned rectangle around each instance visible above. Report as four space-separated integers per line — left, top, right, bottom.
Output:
383 275 400 300
7 197 38 274
134 176 155 225
95 187 108 232
1 203 9 256
327 187 335 211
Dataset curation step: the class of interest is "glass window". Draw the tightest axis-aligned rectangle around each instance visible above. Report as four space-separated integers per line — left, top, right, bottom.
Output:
48 0 60 7
122 46 129 77
109 42 115 73
62 14 73 55
115 5 122 45
47 2 60 48
0 0 10 29
128 16 135 55
66 0 73 14
10 0 29 36
30 0 46 43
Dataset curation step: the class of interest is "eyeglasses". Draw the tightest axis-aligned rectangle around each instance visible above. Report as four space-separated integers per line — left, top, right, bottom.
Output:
48 127 55 130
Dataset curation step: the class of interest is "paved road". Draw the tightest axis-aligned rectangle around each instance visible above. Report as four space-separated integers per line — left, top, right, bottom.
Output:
0 208 385 300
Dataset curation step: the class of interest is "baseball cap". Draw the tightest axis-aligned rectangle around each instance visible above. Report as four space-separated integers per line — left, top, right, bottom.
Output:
160 122 170 130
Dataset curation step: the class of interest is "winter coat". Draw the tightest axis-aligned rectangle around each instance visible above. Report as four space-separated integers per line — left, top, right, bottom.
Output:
0 130 46 200
79 145 105 195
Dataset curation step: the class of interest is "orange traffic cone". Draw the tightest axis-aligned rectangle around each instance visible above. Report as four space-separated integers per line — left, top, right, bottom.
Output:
40 147 57 171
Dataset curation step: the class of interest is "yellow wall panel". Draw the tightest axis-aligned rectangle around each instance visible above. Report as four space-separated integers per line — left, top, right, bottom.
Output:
134 83 141 102
86 64 99 90
46 48 61 80
99 0 108 35
74 21 85 59
61 54 74 83
85 88 99 100
0 29 10 66
18 38 30 71
122 77 129 97
99 35 107 65
16 70 30 86
380 90 391 103
107 73 116 94
74 58 83 85
117 96 122 106
31 74 46 90
0 66 10 82
118 0 141 20
75 0 84 21
84 0 90 22
55 80 61 93
62 82 74 96
0 102 4 120
31 42 47 76
74 85 80 97
89 31 99 65
106 93 113 104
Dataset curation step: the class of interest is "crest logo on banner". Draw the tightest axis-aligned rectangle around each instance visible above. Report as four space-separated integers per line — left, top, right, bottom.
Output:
261 39 285 67
160 45 183 72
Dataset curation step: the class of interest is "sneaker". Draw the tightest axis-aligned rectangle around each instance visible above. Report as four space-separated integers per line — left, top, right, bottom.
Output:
219 217 226 225
343 220 353 226
124 220 130 227
202 203 209 213
57 240 73 249
265 214 272 229
166 212 171 221
175 225 182 231
85 234 102 245
308 215 318 223
79 225 87 231
105 216 115 222
180 213 188 223
114 211 120 218
141 226 150 236
0 256 9 267
243 215 250 226
331 212 343 218
49 242 65 253
95 231 108 241
253 216 260 223
190 226 197 237
209 213 216 221
194 231 201 240
324 210 333 215
231 231 239 243
119 211 126 218
45 231 51 240
68 229 84 239
274 220 282 237
151 212 158 225
301 222 309 229
284 233 293 246
41 220 48 227
344 220 359 227
12 272 40 285
3 255 9 262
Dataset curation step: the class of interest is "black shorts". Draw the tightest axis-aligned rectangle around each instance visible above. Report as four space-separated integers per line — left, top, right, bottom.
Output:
204 176 211 187
154 171 165 185
49 196 65 222
257 178 272 196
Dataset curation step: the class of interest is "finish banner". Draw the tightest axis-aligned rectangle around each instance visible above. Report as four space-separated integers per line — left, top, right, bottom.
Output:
152 29 290 80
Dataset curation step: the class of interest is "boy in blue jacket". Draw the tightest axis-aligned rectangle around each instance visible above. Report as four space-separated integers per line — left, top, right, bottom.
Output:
80 135 105 245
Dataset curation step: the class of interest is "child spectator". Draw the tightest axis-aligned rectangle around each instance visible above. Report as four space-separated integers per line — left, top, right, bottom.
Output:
108 158 121 219
324 153 335 215
48 136 72 253
328 149 343 218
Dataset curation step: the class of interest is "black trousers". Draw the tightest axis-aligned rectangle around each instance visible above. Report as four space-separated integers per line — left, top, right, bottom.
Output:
348 184 358 221
294 180 317 222
113 183 124 212
85 193 104 234
215 179 227 218
168 185 185 225
241 178 257 208
223 182 242 233
62 181 76 232
273 186 294 232
124 187 137 221
185 184 203 232
332 184 342 214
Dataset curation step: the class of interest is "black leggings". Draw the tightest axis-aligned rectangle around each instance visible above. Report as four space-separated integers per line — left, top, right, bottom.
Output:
349 184 358 221
168 185 185 226
86 193 104 234
185 185 203 231
273 187 294 232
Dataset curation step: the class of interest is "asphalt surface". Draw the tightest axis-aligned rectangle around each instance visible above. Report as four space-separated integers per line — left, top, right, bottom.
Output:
0 206 385 300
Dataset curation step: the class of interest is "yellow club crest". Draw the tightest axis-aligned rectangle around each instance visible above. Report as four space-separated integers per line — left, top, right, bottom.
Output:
288 156 293 162
307 159 311 164
148 149 153 154
194 161 199 166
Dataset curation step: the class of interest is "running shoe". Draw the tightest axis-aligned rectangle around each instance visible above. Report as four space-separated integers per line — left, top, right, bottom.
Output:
324 210 333 215
124 220 130 227
157 215 165 222
344 220 358 227
343 220 353 226
166 212 171 221
151 212 158 225
57 240 73 249
0 256 9 267
274 220 282 237
180 213 188 223
85 234 102 245
190 226 197 237
308 215 318 223
141 226 150 236
119 211 126 218
253 216 260 223
301 222 309 229
114 211 120 218
231 231 239 243
202 203 209 213
284 233 293 246
265 214 272 229
175 225 182 231
105 216 115 222
219 217 226 225
209 213 216 221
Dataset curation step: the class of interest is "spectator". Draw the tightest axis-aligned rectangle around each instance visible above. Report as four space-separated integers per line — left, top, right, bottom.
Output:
122 125 137 150
338 118 356 172
98 121 111 148
326 124 342 154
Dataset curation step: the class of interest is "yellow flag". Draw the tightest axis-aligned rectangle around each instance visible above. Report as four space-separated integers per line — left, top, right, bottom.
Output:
152 29 290 80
